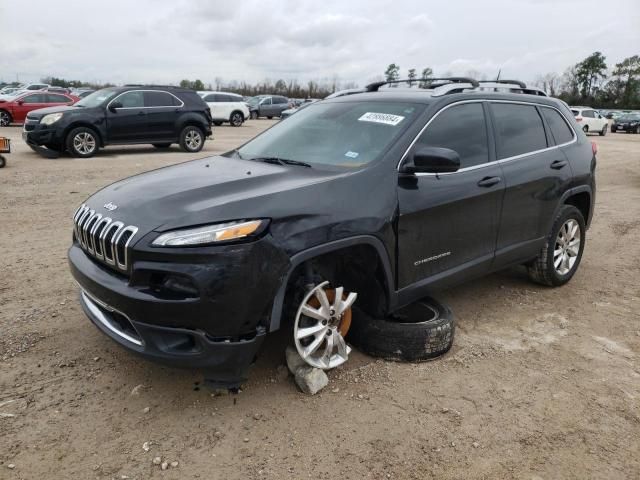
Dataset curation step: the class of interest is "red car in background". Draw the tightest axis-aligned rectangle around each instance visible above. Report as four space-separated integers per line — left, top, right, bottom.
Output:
0 91 79 126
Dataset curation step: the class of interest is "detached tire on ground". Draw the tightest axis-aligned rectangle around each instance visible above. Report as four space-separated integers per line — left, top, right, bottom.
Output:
179 125 204 153
347 298 454 362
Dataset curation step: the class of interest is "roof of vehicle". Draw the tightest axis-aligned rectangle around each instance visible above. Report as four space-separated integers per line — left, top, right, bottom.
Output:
117 85 196 94
320 78 558 107
197 90 243 97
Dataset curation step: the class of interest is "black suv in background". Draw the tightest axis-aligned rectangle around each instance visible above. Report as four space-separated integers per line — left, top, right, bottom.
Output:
68 78 596 388
23 86 213 158
247 95 289 119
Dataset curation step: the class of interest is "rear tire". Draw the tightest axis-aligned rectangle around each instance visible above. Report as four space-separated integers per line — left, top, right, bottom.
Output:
347 298 455 362
0 155 5 168
179 125 204 153
528 205 585 287
153 143 171 149
66 127 99 158
0 110 11 127
250 111 258 120
599 124 607 136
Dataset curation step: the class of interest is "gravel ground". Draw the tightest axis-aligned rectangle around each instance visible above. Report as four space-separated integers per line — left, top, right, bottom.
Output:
1 121 639 479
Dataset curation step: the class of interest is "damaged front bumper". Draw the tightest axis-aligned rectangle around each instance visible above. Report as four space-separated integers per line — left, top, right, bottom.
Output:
68 236 289 388
78 288 265 388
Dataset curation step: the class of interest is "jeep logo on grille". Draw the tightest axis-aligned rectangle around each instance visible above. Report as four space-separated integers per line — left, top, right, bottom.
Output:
104 202 118 211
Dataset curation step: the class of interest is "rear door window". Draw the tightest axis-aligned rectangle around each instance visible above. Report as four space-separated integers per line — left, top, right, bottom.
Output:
491 103 548 159
415 102 489 169
144 91 177 107
46 94 71 103
541 107 575 145
582 110 595 118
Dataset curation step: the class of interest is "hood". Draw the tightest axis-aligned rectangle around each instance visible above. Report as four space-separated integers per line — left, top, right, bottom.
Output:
26 105 86 118
82 156 356 235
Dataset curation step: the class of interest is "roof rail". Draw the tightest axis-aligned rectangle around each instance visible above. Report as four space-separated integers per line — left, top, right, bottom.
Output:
366 77 479 92
478 79 527 88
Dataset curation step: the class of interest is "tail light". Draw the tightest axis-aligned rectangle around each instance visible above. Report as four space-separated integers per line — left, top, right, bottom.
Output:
591 141 598 155
575 117 583 122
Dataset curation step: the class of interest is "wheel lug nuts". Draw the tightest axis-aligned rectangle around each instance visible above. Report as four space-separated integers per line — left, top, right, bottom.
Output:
326 330 332 336
321 320 327 325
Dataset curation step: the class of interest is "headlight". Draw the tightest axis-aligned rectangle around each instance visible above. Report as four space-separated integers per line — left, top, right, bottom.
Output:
151 219 267 247
40 113 64 125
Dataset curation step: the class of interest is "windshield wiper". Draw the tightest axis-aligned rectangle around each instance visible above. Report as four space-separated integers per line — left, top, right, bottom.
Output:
250 157 312 168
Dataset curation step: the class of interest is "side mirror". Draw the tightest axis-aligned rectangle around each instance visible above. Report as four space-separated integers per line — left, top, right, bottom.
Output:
401 146 460 174
108 101 122 112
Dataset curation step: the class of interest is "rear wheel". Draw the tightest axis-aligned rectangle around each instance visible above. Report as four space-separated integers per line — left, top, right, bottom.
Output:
0 155 5 168
153 143 171 149
0 110 11 127
66 127 99 158
179 125 204 153
230 111 244 127
250 111 258 120
528 205 585 287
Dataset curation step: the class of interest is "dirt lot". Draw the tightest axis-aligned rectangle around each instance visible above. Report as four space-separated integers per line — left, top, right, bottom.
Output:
1 121 639 479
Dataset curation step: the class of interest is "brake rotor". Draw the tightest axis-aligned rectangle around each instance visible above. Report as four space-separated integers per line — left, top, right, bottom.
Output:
308 288 352 337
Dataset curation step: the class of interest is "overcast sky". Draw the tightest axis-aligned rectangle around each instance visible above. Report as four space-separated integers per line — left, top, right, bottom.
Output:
1 0 638 87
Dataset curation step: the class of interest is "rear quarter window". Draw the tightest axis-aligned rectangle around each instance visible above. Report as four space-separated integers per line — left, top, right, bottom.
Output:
491 103 548 159
541 107 575 145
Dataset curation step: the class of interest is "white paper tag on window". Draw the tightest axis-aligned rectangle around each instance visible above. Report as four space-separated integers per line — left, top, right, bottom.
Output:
345 151 359 158
358 112 405 126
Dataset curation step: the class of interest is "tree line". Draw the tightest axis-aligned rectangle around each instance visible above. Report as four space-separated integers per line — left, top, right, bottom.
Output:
2 52 637 107
383 52 640 109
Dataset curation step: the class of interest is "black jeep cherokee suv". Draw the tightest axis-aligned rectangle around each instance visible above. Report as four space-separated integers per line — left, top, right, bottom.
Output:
23 86 212 158
68 79 596 388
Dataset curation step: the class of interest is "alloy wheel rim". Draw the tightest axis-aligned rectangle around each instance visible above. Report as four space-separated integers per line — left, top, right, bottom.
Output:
0 112 9 126
553 219 581 275
73 132 96 154
185 130 201 150
232 114 242 126
293 281 357 369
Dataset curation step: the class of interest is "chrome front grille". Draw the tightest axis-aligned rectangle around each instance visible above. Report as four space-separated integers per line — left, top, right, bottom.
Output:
73 204 139 272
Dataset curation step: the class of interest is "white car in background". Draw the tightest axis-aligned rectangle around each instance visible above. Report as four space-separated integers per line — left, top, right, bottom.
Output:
570 106 608 136
197 91 250 127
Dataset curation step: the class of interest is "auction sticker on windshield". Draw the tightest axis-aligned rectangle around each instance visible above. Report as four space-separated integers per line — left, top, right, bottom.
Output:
358 112 405 126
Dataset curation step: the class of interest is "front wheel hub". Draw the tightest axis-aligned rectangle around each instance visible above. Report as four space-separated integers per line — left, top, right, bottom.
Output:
293 281 357 370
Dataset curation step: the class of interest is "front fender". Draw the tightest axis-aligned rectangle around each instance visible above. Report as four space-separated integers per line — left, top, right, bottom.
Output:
267 235 395 332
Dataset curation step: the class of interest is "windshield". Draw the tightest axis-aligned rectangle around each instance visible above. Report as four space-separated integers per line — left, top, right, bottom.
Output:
618 114 640 121
75 88 119 108
236 101 424 169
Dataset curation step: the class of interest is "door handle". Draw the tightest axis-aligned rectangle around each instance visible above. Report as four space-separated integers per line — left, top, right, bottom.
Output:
477 176 502 187
550 159 567 169
137 111 146 116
